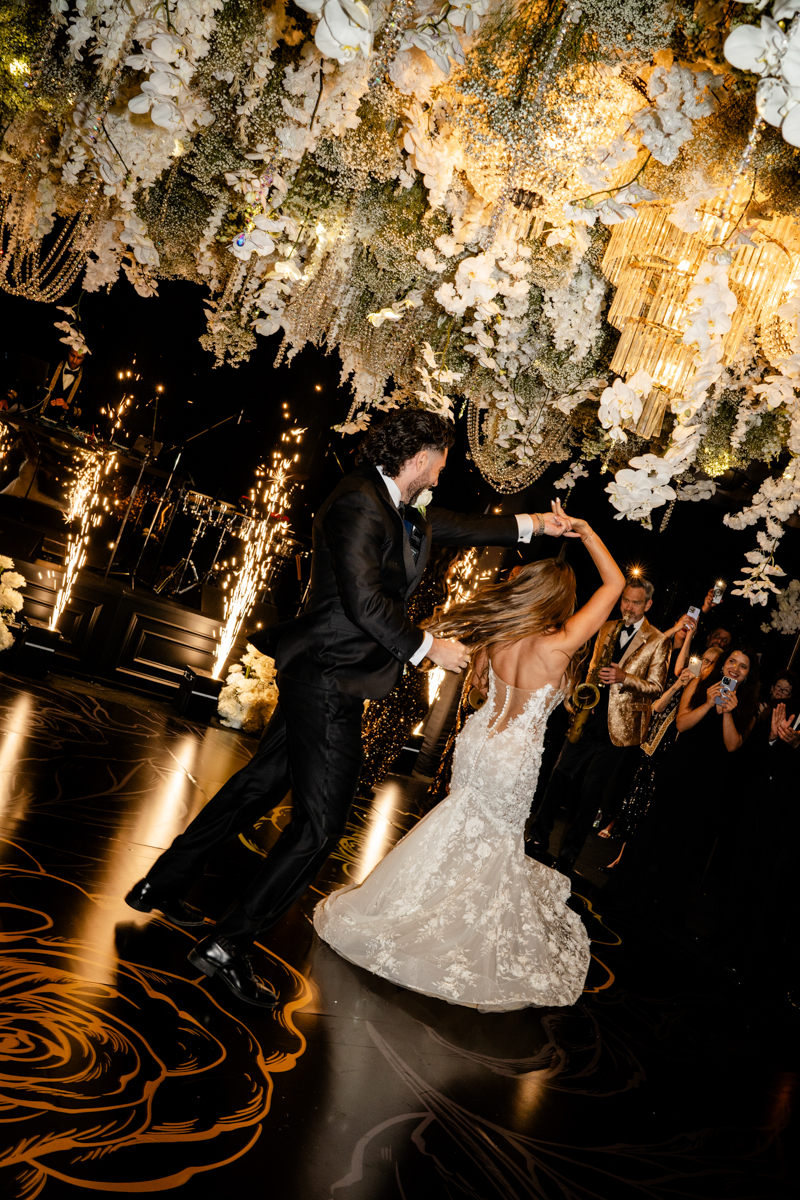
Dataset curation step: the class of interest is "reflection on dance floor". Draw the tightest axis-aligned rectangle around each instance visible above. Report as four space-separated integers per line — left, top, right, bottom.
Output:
0 672 794 1197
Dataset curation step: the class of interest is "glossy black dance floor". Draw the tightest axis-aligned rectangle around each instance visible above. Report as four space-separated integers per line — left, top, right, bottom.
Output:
0 670 796 1198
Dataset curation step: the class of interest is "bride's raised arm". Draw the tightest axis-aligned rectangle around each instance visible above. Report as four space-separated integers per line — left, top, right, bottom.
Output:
552 500 625 652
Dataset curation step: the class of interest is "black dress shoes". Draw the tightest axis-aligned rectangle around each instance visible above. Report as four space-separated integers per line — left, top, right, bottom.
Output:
188 935 279 1009
125 878 207 927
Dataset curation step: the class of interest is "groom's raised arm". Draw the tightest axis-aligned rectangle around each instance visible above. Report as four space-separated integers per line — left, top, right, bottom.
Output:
427 507 529 547
322 491 425 663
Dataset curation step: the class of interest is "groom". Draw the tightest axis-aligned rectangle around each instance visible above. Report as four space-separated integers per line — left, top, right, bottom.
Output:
126 409 566 1006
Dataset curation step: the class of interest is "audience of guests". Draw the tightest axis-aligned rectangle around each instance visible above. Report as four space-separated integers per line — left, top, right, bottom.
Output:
595 608 699 840
526 575 670 876
600 643 723 871
605 644 760 926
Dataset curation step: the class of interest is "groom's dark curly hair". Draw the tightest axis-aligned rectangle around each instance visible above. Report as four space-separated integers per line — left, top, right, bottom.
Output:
355 409 456 478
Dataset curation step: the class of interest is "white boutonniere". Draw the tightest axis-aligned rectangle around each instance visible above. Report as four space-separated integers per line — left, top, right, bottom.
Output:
414 489 433 518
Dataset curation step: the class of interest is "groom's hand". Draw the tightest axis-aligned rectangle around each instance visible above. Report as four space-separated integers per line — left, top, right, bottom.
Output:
428 636 470 673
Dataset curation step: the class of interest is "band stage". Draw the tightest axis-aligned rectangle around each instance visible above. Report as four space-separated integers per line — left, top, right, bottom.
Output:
4 556 277 700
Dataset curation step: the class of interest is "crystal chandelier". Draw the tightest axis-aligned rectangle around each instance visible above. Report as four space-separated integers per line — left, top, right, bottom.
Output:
0 167 105 303
602 183 800 431
467 396 573 494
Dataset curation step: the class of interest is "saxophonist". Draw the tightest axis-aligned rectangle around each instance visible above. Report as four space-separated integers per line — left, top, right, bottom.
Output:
526 572 670 877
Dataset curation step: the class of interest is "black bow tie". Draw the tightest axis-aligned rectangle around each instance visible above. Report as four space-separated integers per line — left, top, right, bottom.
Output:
621 624 636 638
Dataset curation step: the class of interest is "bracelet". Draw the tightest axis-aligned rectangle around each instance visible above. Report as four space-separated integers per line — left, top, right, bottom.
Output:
534 513 545 537
581 531 594 544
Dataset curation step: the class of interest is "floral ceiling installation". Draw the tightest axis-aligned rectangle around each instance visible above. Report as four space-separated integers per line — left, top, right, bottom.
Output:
2 1 800 602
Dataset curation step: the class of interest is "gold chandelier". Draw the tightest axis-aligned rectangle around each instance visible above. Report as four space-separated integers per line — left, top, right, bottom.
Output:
467 395 573 494
602 183 800 434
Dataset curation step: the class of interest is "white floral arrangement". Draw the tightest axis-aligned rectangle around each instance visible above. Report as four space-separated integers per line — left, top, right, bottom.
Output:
217 643 279 733
761 577 800 634
0 555 26 653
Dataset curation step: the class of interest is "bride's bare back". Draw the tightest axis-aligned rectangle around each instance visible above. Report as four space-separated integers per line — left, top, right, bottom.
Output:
489 631 575 694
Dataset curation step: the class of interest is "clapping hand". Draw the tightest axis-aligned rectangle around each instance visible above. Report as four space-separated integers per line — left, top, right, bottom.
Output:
772 701 800 746
770 702 786 741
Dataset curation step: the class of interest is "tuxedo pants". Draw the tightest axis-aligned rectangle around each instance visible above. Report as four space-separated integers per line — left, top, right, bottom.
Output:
145 674 364 945
530 734 631 866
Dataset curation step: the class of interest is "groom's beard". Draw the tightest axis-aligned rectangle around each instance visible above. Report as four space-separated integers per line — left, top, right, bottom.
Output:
406 475 431 505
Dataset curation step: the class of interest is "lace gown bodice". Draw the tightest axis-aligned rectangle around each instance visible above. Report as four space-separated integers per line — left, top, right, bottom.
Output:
450 668 564 835
315 665 591 1012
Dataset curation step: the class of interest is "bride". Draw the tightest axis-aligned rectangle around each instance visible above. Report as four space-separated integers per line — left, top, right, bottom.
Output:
314 501 625 1011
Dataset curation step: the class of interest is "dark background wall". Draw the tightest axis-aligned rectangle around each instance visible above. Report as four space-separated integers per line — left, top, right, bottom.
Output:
2 273 798 684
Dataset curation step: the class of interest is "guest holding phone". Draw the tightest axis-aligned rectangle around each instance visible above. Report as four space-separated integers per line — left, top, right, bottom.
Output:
599 644 722 871
606 645 759 926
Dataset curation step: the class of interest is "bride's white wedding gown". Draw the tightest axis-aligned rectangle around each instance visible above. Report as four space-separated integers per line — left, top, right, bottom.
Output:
313 666 591 1011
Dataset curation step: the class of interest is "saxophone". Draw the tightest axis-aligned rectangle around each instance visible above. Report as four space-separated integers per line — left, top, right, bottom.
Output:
567 619 623 744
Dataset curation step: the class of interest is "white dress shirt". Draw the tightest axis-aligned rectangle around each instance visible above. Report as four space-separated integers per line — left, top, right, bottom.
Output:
376 465 535 665
618 615 645 651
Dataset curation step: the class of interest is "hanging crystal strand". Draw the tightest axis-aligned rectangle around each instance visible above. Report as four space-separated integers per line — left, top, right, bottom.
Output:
717 117 763 227
368 0 417 90
659 497 676 532
0 10 138 302
484 0 583 248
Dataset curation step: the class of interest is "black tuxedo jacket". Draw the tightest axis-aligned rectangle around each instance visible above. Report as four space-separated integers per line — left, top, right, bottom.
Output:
250 464 520 699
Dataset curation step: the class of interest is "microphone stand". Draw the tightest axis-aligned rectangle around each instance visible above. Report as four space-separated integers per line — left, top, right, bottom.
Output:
104 395 160 585
137 409 245 586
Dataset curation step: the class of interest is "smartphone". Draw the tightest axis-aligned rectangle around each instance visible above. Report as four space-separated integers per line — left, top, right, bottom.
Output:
688 657 702 677
715 675 737 706
684 605 701 630
712 581 726 605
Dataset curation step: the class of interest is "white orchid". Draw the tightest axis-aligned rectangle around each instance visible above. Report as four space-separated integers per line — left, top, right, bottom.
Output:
668 187 720 233
367 308 403 327
724 9 800 147
606 453 676 522
119 214 160 267
448 0 490 35
553 461 590 490
597 371 651 441
762 577 800 634
313 0 372 65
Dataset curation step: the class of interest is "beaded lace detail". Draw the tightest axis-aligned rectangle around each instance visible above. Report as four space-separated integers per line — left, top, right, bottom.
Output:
315 666 591 1011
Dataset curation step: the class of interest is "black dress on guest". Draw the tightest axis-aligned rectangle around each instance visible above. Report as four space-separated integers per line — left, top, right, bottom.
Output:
608 702 735 918
614 685 681 841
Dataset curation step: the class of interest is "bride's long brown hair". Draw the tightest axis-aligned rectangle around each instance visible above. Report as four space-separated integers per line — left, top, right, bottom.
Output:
425 558 585 690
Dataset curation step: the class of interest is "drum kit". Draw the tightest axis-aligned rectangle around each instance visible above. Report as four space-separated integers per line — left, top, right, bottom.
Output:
155 489 259 596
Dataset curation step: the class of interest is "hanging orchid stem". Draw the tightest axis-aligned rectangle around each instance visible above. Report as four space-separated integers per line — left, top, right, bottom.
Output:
440 315 457 366
155 1 175 34
570 152 652 208
288 206 312 255
100 117 130 175
309 69 326 132
722 169 758 247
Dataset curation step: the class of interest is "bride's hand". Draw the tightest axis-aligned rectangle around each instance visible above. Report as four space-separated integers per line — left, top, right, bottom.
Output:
547 498 574 536
556 502 590 540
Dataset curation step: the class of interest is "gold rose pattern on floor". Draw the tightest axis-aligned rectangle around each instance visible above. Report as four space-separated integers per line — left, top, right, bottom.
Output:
0 672 792 1198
